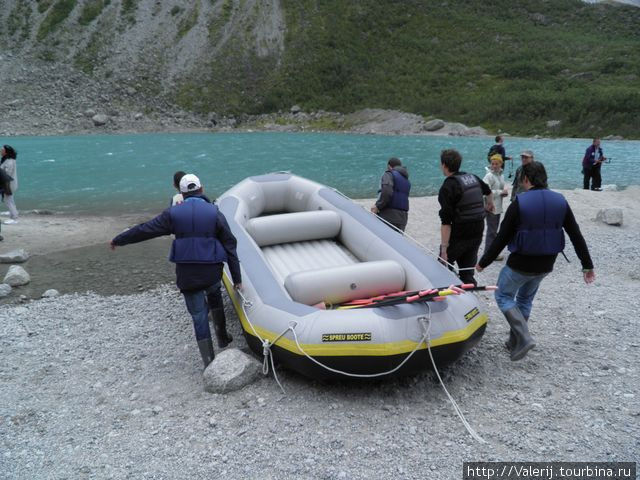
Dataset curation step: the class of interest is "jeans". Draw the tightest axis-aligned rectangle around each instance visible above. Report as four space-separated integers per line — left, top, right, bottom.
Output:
182 282 220 342
495 265 547 319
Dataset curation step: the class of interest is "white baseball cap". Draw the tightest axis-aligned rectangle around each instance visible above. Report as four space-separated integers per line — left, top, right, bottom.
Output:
179 174 202 193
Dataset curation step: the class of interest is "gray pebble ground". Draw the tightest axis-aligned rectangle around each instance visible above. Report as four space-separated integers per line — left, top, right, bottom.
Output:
1 191 639 479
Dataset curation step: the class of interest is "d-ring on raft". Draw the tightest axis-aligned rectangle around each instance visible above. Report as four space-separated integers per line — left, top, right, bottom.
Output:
218 173 488 380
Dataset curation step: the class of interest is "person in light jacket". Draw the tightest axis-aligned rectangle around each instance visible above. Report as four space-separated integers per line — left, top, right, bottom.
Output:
1 145 19 224
482 154 509 260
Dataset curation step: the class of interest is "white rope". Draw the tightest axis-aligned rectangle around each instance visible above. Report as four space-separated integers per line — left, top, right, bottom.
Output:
238 287 485 443
422 308 487 444
289 323 429 379
235 288 286 394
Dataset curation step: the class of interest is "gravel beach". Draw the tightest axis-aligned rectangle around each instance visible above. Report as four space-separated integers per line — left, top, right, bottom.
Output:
1 188 639 479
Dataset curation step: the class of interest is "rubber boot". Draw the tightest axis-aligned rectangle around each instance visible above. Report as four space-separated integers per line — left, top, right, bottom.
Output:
211 308 233 348
197 338 215 368
505 316 529 351
503 307 536 361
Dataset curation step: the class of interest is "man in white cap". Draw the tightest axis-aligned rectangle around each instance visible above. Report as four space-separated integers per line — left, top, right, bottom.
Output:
110 174 242 369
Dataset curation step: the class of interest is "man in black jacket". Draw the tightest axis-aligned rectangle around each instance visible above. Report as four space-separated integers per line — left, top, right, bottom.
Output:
110 174 242 368
438 149 494 286
477 162 595 361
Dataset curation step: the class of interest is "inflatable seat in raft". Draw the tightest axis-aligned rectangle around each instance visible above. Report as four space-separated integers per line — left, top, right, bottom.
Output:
218 173 488 379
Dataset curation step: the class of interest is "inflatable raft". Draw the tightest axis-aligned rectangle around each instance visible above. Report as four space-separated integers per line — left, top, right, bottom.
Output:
218 173 488 379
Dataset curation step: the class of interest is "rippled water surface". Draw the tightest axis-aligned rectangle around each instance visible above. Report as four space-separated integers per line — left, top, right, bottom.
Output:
8 132 638 214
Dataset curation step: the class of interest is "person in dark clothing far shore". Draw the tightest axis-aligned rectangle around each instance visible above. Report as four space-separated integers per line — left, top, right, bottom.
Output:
487 135 512 165
371 157 411 231
438 149 494 286
582 138 606 191
477 161 595 361
111 174 242 369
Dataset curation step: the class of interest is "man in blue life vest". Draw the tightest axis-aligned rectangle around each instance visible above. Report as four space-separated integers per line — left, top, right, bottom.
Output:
582 138 606 191
371 157 411 231
438 149 494 286
110 174 242 368
476 161 595 361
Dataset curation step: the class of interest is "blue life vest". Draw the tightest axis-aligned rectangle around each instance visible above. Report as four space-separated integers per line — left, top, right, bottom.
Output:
169 197 227 264
453 173 485 223
508 189 567 255
388 170 410 211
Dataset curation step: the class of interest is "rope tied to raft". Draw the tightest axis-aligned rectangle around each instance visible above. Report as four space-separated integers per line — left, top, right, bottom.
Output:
234 284 486 443
235 288 287 394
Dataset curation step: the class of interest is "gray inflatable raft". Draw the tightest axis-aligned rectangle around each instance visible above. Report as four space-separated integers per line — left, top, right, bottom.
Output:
218 173 487 379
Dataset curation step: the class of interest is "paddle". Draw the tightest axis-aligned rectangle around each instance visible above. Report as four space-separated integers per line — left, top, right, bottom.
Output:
327 284 497 310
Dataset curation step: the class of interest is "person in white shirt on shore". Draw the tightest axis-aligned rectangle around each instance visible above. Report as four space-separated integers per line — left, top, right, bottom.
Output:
483 154 508 260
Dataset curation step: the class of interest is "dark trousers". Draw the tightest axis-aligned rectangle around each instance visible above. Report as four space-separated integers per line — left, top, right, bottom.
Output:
447 236 482 286
583 165 602 190
483 212 501 256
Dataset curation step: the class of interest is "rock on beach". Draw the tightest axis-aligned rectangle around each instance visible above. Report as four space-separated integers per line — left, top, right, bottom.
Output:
203 348 262 394
3 265 30 286
596 208 623 226
0 248 30 263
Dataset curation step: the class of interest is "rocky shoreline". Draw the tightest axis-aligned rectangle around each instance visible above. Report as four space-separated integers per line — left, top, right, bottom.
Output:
1 189 638 478
0 53 492 138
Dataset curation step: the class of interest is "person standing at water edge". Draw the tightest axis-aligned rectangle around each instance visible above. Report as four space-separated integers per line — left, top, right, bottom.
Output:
371 157 410 231
483 154 508 260
477 161 594 361
1 145 19 224
0 168 12 241
110 174 242 368
510 150 534 201
437 149 494 286
582 138 606 191
487 135 512 165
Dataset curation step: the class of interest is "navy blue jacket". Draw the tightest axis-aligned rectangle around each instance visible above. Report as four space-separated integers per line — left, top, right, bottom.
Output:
479 188 593 274
508 189 567 255
112 194 242 291
388 169 410 211
582 144 604 169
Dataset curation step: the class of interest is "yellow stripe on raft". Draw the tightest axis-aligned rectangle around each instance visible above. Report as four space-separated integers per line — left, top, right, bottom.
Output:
222 273 488 357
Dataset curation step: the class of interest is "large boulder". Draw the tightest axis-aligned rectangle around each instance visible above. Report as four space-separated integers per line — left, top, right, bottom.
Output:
92 114 108 126
0 283 11 297
423 119 445 131
203 348 262 394
596 208 623 226
3 265 30 286
0 248 30 263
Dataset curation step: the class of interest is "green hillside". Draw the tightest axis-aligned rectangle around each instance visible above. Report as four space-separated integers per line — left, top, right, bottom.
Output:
259 0 640 138
2 0 640 138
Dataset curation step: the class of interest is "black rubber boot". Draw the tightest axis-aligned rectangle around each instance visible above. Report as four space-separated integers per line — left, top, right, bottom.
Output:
503 307 536 361
211 308 233 348
197 338 215 368
504 316 528 351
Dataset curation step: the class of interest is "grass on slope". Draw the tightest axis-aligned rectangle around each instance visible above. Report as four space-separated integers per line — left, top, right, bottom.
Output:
259 0 640 138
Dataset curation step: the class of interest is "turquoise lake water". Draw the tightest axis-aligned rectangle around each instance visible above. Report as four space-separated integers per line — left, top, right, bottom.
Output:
4 132 638 215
